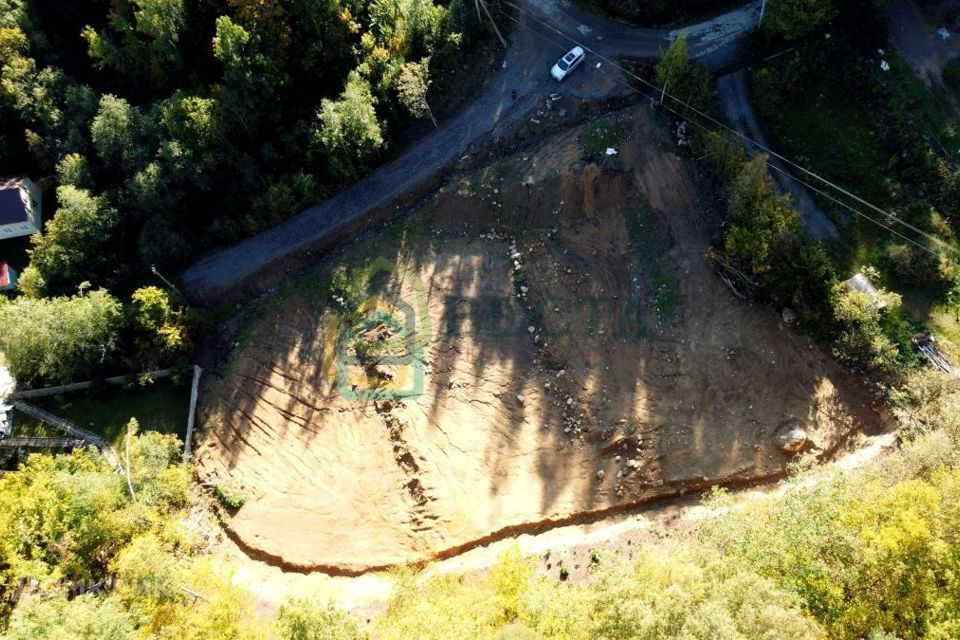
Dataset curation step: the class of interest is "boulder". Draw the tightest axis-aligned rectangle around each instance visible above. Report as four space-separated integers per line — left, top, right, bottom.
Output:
774 427 808 454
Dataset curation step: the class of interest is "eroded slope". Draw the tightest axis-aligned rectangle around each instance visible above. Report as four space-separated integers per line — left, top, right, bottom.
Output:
197 108 882 573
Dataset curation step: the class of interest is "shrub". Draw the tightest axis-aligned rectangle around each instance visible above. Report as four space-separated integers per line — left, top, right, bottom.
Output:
0 288 122 384
276 598 367 640
213 481 246 510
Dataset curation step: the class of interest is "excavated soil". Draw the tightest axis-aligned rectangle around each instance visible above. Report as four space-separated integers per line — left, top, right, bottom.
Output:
196 107 884 575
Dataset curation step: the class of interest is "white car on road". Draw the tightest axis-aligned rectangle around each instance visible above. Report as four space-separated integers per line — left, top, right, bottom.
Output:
551 46 585 81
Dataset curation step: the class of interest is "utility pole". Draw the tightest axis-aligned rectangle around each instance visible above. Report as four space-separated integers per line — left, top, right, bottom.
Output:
759 0 766 24
476 0 508 49
151 264 183 297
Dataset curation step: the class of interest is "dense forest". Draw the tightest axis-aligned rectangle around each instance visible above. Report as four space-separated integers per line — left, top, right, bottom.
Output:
0 0 489 289
0 0 495 384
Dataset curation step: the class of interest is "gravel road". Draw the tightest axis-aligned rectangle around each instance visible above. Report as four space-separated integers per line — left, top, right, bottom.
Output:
183 1 763 302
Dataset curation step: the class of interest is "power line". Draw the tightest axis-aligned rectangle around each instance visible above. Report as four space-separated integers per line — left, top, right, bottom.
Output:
488 0 959 264
767 164 947 260
492 0 960 260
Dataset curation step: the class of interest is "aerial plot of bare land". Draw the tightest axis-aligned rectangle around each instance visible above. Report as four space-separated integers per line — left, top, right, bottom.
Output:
196 105 883 575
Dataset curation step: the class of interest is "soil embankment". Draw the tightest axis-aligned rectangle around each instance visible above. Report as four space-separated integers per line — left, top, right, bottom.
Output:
197 106 883 575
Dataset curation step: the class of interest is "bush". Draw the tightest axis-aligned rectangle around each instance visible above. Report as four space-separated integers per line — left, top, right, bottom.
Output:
0 288 122 385
832 283 904 374
276 598 367 640
213 481 246 510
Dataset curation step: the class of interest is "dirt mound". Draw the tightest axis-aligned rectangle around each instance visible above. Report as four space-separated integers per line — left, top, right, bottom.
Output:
196 108 883 574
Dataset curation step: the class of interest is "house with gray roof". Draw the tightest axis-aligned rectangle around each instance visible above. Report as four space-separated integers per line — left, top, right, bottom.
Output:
0 176 41 239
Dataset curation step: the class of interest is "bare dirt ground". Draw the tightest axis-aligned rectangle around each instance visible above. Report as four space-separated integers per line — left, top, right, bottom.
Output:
196 104 885 576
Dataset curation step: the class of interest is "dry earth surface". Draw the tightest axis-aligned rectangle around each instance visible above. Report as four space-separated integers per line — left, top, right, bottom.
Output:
196 105 884 576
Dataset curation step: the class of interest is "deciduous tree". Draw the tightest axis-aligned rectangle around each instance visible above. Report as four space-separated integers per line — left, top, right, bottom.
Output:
0 288 122 384
28 185 120 291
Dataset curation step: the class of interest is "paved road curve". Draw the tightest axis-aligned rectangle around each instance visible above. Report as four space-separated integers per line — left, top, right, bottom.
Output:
183 1 762 302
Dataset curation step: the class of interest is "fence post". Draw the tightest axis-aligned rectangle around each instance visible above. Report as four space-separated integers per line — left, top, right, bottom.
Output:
183 365 203 462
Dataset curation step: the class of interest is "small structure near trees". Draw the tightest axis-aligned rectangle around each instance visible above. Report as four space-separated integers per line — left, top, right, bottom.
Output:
842 272 886 309
0 176 41 239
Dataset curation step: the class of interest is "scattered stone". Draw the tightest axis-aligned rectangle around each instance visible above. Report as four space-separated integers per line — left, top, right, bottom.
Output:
517 394 525 404
596 469 605 480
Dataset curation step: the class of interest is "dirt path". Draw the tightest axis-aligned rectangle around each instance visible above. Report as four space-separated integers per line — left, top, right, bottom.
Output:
183 1 762 302
195 104 884 577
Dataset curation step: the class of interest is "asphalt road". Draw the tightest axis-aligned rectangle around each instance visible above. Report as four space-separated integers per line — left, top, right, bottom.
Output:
183 0 763 302
889 0 958 83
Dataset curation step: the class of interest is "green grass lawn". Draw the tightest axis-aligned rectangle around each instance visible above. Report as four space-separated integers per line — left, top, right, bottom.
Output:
13 380 191 450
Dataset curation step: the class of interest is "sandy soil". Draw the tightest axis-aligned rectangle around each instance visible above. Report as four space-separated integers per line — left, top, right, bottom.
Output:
196 105 884 576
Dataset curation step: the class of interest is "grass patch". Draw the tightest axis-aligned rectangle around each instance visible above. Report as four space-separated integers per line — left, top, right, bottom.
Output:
627 202 679 322
751 57 890 208
580 118 622 156
888 54 960 158
15 379 191 450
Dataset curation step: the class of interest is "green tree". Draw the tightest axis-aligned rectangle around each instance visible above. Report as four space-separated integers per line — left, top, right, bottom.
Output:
28 186 120 291
0 288 122 384
397 59 436 126
655 34 711 113
832 281 902 373
90 94 152 174
723 155 800 277
56 152 93 188
213 15 288 135
0 46 97 167
315 72 383 180
130 285 188 355
82 0 185 92
4 594 136 640
762 0 838 40
276 598 368 640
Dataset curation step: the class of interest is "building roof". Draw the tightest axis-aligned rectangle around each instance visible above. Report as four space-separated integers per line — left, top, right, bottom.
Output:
0 263 9 289
0 176 29 226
